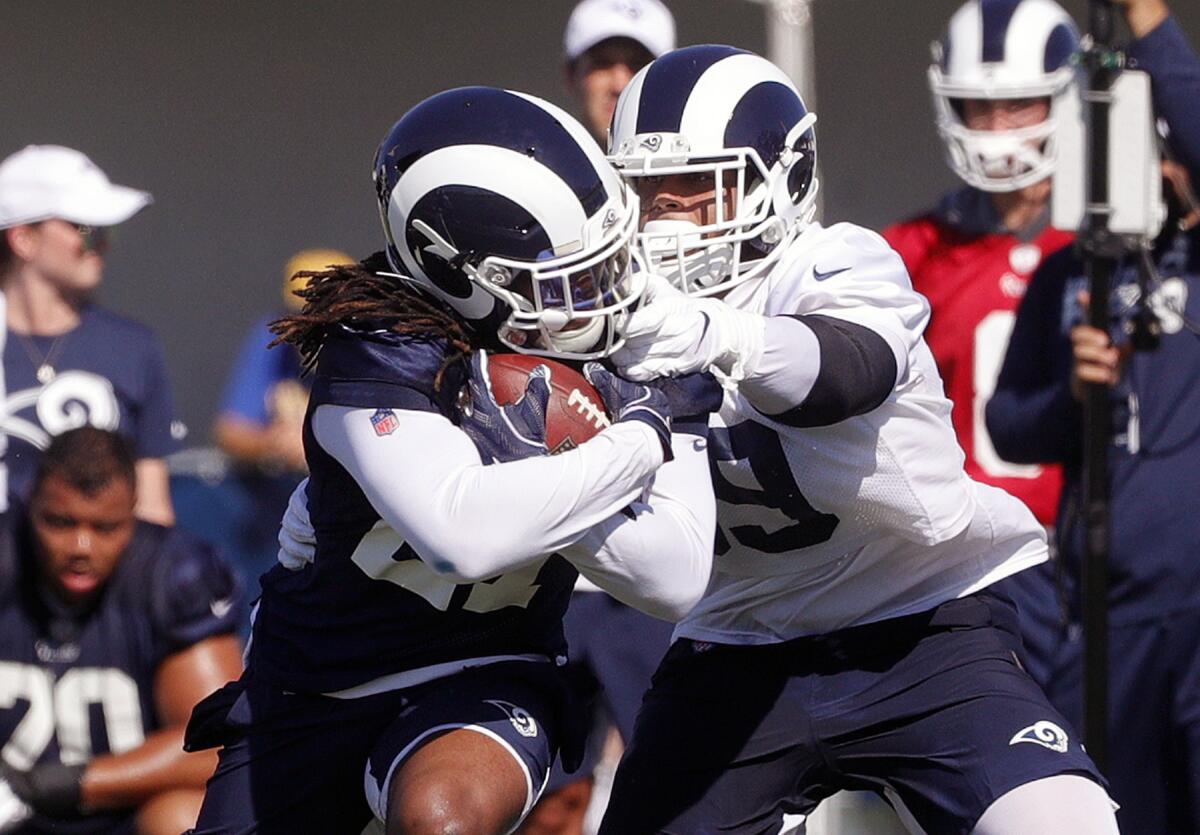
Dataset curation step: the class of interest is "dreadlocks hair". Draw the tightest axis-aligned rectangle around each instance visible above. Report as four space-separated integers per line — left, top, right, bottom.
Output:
270 251 475 389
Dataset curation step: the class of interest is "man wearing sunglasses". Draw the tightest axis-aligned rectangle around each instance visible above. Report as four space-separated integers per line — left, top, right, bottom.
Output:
0 145 179 524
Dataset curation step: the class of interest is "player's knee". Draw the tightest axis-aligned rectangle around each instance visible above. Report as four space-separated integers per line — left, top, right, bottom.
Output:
972 774 1118 835
135 788 205 835
388 777 507 835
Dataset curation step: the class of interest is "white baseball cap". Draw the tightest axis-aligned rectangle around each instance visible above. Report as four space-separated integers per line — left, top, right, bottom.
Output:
0 145 152 229
564 0 676 63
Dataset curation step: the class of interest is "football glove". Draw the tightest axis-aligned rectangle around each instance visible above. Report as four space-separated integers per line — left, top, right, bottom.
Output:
644 372 724 434
613 275 766 383
277 478 316 570
459 350 551 464
582 364 673 461
0 775 31 834
0 761 84 819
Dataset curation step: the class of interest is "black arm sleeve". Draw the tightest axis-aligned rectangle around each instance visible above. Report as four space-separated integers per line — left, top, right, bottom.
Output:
760 314 898 428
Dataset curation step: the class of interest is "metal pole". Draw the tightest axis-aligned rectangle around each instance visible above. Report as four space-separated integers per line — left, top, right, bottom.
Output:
1080 0 1118 772
759 0 824 220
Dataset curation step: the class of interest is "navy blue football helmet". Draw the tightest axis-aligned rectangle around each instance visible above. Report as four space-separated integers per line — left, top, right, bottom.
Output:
374 87 644 359
608 45 818 295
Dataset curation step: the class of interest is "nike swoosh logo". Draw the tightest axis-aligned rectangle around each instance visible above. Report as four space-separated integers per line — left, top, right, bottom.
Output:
812 266 850 281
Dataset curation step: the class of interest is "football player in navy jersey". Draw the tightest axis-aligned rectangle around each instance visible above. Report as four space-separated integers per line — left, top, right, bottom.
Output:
0 427 243 835
595 46 1120 834
186 87 718 835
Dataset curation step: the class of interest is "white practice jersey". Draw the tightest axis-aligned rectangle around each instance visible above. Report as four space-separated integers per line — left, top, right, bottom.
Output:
677 221 1047 645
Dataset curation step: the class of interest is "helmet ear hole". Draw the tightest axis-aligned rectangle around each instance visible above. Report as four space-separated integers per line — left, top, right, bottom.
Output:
786 145 815 204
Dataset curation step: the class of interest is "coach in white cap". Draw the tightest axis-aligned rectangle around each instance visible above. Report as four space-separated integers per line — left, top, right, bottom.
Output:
0 145 179 525
564 0 676 144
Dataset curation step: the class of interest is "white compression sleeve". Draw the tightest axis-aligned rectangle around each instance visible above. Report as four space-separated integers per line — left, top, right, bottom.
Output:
562 429 716 622
311 405 664 583
736 315 822 416
970 775 1118 835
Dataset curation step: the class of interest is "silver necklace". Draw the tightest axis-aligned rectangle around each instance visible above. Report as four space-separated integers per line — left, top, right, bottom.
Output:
16 331 69 384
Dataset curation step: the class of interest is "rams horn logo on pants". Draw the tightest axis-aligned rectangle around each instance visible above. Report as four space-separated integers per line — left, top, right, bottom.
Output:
485 699 538 738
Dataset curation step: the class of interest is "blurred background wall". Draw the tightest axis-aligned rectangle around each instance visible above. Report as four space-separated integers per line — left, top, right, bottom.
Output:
3 0 1197 438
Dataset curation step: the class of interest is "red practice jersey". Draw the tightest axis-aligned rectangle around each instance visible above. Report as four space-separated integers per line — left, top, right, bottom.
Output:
884 189 1073 525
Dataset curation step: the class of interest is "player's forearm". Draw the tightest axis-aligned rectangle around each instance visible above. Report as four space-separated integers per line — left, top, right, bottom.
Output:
739 315 898 426
1128 14 1200 179
80 728 216 811
565 429 715 621
423 422 665 581
315 407 663 583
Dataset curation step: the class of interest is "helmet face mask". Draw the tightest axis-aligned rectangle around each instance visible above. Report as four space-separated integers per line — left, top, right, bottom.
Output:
608 46 819 297
374 86 646 360
929 0 1080 193
464 197 646 357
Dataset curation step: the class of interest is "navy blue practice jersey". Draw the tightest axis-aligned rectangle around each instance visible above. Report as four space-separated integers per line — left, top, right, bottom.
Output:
248 326 577 695
0 518 239 834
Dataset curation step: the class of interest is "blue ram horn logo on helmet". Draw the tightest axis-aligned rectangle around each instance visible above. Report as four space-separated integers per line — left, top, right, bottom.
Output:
374 86 646 360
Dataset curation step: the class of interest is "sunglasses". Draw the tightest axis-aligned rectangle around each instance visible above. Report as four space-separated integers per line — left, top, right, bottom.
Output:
69 223 111 252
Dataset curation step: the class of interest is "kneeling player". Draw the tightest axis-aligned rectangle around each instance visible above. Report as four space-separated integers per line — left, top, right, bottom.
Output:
0 428 243 834
597 46 1119 835
186 87 718 835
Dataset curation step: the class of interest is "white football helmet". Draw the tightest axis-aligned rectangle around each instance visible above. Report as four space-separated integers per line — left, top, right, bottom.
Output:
374 87 644 360
929 0 1080 192
608 45 818 296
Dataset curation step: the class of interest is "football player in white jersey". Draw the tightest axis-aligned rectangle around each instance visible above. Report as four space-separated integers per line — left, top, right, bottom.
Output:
596 46 1120 835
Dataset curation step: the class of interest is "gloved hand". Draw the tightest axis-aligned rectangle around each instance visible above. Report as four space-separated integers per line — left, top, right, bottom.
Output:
613 275 766 382
0 761 85 820
582 363 673 461
0 774 31 834
277 477 316 570
644 372 724 435
459 350 551 464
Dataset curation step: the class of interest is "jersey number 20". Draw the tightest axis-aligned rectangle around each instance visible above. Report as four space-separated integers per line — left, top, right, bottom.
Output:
0 662 144 769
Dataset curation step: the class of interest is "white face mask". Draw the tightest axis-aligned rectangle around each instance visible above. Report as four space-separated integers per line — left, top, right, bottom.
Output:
935 109 1059 193
640 218 735 292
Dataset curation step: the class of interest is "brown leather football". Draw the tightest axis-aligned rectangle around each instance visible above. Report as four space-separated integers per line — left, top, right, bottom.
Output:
485 354 611 454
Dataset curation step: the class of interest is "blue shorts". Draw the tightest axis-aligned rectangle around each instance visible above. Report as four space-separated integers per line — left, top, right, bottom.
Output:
599 590 1105 835
186 661 570 834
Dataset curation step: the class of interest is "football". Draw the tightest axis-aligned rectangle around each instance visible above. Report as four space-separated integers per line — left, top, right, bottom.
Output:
484 354 611 454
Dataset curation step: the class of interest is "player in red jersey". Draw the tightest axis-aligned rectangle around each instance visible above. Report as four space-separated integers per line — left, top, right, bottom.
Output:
883 0 1079 526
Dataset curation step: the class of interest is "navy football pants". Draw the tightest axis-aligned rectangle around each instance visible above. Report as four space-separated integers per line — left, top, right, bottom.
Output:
1001 562 1200 835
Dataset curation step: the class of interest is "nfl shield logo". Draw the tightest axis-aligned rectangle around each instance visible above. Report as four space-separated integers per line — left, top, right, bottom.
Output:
370 408 399 436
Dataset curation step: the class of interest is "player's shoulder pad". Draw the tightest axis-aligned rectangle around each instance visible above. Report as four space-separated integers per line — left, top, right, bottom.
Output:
783 222 911 285
129 523 242 652
311 326 467 416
